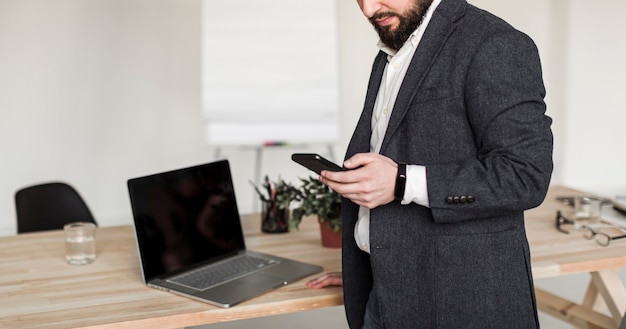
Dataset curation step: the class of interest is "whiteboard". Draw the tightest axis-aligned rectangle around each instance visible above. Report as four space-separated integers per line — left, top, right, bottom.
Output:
201 0 340 146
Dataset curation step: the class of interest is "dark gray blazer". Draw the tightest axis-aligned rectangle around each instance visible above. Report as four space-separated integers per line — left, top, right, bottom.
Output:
341 0 553 328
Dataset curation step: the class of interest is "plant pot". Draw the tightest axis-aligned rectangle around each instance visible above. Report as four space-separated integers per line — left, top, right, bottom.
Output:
319 220 341 248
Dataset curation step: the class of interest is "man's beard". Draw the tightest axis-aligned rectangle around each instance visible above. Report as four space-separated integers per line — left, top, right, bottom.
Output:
369 0 434 51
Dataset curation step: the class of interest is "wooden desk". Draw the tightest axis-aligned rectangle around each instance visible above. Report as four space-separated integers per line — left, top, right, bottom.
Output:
527 185 626 328
1 185 625 328
0 215 342 329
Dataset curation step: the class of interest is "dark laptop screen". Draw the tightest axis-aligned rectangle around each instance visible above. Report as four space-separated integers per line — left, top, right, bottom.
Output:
127 160 246 281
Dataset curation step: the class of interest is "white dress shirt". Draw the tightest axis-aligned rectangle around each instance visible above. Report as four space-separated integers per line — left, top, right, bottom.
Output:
354 0 441 253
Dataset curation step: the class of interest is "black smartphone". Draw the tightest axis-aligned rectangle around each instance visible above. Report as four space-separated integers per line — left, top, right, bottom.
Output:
291 153 345 175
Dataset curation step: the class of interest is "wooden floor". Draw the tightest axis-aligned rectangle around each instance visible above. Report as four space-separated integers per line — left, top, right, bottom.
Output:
188 306 348 329
187 306 569 329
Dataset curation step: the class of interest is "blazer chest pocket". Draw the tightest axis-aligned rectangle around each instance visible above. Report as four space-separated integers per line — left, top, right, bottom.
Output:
411 87 450 104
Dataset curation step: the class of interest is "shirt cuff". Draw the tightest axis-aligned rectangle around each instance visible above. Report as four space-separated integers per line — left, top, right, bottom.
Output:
401 164 429 207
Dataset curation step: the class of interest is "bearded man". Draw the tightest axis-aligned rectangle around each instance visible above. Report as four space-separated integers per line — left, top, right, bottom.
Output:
319 0 554 328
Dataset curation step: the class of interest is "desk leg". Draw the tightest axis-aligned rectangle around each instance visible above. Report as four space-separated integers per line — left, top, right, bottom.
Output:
535 288 614 328
590 269 626 327
582 280 607 319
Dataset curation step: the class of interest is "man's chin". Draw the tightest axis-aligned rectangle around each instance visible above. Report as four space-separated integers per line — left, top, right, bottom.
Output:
375 25 398 39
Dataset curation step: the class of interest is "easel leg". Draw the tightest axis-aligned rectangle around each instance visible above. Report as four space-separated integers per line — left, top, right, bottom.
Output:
214 147 222 160
326 144 335 162
252 146 262 212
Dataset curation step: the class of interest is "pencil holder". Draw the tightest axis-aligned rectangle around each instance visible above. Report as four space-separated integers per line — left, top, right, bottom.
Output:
261 201 289 233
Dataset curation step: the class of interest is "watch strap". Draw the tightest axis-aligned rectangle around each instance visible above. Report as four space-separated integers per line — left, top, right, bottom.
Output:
394 162 407 202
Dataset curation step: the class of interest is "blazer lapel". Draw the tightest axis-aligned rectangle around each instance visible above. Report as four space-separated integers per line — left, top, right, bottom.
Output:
346 51 387 158
380 0 466 154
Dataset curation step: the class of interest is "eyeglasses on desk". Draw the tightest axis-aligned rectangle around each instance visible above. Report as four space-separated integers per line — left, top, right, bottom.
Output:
555 210 626 247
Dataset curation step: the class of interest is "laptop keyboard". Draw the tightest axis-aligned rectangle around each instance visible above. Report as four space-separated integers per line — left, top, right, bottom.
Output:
168 254 279 291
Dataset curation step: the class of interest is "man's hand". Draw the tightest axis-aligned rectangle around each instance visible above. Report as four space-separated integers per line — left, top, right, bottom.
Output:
320 153 397 209
306 272 343 289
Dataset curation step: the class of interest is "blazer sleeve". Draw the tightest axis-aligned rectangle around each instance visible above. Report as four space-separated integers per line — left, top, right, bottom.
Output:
426 30 553 223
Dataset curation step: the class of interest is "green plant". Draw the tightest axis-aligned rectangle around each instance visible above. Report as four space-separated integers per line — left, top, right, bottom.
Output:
290 176 342 233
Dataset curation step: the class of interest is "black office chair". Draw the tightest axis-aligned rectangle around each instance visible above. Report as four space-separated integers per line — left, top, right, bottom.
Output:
15 182 97 234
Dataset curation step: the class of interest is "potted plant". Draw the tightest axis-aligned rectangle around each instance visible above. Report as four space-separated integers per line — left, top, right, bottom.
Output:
289 176 342 248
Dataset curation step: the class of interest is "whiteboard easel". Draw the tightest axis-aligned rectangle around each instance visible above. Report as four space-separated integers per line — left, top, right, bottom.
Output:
212 141 336 212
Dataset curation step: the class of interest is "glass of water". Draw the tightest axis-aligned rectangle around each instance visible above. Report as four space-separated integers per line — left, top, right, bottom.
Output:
64 222 96 265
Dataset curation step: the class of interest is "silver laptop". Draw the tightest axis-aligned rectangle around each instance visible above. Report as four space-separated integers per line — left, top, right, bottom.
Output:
127 160 322 308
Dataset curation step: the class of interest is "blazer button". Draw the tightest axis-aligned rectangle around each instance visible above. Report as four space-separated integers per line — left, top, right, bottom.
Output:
453 196 460 204
445 196 453 204
460 196 467 204
467 196 475 203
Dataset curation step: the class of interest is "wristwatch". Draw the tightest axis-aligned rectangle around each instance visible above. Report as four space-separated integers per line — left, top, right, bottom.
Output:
394 162 407 202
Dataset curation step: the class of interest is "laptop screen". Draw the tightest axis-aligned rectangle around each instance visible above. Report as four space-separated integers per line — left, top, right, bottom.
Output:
127 160 246 281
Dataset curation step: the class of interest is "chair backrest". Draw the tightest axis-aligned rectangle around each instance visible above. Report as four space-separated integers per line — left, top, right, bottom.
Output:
15 182 97 234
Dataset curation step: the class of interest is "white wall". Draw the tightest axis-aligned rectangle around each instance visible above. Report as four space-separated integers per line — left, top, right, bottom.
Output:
560 0 626 196
471 0 626 199
1 0 625 238
0 0 206 234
